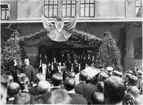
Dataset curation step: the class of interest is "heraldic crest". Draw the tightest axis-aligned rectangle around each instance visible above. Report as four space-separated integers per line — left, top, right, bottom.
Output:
42 15 78 42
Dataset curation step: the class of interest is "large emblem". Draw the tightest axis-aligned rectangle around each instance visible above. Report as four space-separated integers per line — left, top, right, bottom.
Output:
55 21 64 32
42 15 78 42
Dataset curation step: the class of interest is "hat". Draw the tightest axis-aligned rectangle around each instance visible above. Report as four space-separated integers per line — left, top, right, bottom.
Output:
112 71 122 77
106 67 113 72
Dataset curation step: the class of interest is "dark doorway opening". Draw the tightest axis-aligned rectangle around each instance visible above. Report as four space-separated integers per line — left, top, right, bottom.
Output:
39 46 96 63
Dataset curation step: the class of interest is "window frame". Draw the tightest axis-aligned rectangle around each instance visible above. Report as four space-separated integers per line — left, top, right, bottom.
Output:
44 0 58 18
0 3 10 20
62 0 76 18
80 0 95 17
135 0 143 17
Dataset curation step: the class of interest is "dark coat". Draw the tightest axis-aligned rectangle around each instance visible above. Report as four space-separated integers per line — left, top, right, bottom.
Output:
68 93 87 104
22 65 35 82
74 82 96 103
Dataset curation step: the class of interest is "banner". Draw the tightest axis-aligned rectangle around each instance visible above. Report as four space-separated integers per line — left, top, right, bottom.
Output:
42 15 78 42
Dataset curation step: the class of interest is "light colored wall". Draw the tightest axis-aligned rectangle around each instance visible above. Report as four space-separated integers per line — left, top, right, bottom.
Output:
17 0 129 20
17 0 44 19
126 0 136 18
95 0 125 18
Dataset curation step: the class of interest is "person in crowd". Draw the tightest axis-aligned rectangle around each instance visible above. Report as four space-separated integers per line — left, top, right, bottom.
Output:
68 71 76 79
73 59 79 74
96 81 104 93
91 92 104 104
137 70 143 94
29 73 45 96
53 58 59 71
127 86 140 98
123 93 136 105
41 62 47 80
45 89 72 104
0 84 7 104
7 82 20 104
74 71 96 103
127 74 139 95
37 80 51 95
104 76 125 105
64 78 87 104
63 70 71 81
13 91 32 104
13 59 21 82
20 76 30 92
98 72 109 82
22 58 35 84
6 74 13 85
17 73 26 84
112 70 123 78
34 73 46 85
106 66 113 76
51 73 63 90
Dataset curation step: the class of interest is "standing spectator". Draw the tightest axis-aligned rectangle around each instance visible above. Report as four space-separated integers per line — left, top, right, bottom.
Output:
37 81 51 95
74 71 96 103
6 74 13 85
13 92 32 104
20 76 30 92
137 70 143 94
64 78 87 104
91 92 104 104
106 66 113 76
51 73 63 91
7 82 20 104
104 76 125 105
22 58 35 84
29 73 45 96
45 89 72 104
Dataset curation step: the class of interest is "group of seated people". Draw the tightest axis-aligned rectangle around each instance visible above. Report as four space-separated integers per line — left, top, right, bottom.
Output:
1 64 143 105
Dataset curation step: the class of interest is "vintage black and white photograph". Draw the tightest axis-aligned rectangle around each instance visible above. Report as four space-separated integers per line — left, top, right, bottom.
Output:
0 0 143 104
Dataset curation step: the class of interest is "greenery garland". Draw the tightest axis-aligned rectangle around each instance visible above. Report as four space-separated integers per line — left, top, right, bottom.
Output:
2 31 22 74
2 28 121 72
95 31 121 69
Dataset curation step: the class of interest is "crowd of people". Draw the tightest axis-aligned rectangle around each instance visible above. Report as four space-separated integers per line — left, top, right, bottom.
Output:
1 57 143 105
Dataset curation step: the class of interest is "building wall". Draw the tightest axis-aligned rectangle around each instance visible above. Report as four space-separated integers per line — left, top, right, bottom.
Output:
1 0 17 20
125 25 142 70
17 0 127 20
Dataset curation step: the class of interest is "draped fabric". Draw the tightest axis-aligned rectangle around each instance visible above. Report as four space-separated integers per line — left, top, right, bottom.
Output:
42 15 78 42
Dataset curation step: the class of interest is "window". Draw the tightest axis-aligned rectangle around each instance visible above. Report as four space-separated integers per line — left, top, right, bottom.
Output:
135 0 143 17
44 0 58 18
80 0 95 17
62 0 76 17
0 4 10 20
134 37 142 60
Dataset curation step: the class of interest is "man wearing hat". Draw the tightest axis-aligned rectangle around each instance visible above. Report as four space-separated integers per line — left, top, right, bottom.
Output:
106 66 113 76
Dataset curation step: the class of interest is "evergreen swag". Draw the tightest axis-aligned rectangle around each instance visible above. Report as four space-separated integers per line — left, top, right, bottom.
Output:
95 31 121 69
2 31 22 73
2 29 121 73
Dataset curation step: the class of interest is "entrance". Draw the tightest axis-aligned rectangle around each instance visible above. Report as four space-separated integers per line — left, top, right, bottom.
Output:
39 46 96 64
